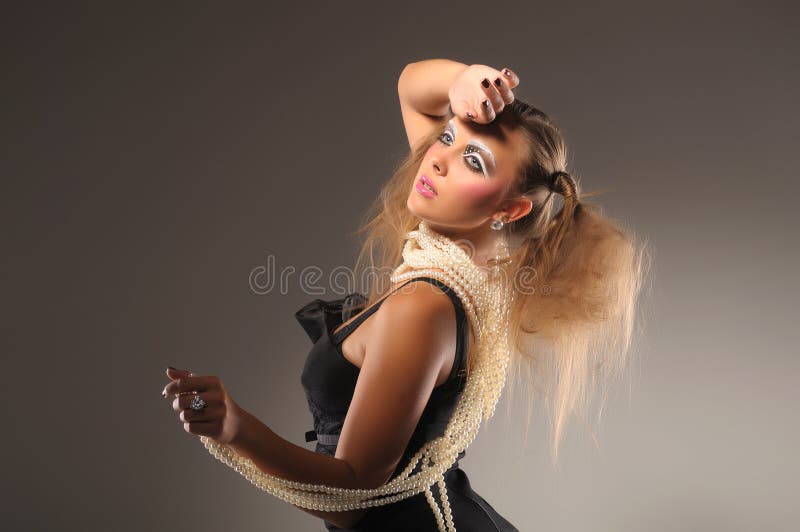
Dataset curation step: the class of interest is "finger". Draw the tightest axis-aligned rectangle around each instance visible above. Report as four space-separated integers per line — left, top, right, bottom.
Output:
165 366 193 382
479 77 504 110
449 103 475 122
499 67 520 89
163 375 215 396
477 97 497 124
450 100 477 123
492 74 515 105
172 390 221 412
183 420 218 437
179 404 222 424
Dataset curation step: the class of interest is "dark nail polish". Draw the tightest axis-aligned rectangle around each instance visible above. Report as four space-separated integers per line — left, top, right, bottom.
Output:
482 99 491 107
481 78 490 88
503 68 512 77
494 77 503 87
168 366 176 371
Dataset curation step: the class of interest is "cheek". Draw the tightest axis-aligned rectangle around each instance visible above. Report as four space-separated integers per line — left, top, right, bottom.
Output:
455 181 504 209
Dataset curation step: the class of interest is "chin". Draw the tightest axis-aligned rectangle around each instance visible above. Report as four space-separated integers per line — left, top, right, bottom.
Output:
406 194 424 218
406 196 435 222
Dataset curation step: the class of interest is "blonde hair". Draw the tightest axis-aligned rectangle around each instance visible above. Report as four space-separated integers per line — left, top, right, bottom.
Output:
347 99 652 464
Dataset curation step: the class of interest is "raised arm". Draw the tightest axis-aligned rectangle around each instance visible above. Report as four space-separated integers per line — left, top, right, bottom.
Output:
397 59 468 151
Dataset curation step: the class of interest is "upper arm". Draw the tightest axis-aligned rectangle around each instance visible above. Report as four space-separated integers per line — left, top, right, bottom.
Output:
334 282 456 489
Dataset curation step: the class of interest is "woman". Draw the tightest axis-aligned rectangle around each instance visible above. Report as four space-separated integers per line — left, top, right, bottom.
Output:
162 59 649 531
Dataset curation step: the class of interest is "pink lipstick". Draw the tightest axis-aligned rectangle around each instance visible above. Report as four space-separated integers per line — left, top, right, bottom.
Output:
416 175 437 198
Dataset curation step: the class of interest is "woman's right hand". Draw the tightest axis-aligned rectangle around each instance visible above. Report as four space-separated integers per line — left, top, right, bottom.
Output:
448 64 520 124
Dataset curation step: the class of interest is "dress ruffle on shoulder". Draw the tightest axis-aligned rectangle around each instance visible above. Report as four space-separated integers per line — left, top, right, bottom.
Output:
294 292 367 344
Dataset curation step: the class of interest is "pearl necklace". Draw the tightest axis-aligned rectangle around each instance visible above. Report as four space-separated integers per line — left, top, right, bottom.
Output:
198 220 515 532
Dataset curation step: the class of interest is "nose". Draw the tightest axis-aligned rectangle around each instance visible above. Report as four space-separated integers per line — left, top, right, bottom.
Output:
431 156 445 176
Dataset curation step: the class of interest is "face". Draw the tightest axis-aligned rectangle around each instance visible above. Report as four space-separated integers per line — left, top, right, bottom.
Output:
407 112 530 234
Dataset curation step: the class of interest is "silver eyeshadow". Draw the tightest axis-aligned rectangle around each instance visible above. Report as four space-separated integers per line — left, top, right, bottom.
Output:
446 119 495 177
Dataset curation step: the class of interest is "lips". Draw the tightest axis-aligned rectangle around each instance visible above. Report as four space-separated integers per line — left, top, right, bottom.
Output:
419 175 437 195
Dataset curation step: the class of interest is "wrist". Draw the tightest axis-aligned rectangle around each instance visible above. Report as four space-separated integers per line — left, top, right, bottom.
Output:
227 402 257 452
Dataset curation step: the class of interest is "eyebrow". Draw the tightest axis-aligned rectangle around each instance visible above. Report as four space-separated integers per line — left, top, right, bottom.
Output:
446 118 496 174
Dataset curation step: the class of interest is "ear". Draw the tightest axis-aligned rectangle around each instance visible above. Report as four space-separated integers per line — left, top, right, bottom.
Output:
501 196 533 222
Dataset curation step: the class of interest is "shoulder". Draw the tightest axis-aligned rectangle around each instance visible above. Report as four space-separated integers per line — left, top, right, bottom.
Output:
367 280 456 356
381 279 454 325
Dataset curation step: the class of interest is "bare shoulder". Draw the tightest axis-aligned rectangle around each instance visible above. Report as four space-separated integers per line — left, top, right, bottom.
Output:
383 279 454 320
373 280 456 351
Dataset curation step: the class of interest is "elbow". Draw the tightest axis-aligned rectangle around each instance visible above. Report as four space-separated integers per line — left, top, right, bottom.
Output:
397 62 418 93
359 470 396 492
398 64 409 95
399 61 416 80
342 460 394 491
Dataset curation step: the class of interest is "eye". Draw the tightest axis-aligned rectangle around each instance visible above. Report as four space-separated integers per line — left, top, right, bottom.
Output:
437 131 490 177
463 147 489 177
438 131 454 144
464 153 487 175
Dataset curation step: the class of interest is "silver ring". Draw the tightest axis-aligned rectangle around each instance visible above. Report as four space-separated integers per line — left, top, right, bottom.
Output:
190 395 207 411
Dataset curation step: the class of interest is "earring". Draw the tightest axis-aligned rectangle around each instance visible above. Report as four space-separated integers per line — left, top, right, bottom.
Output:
487 215 512 268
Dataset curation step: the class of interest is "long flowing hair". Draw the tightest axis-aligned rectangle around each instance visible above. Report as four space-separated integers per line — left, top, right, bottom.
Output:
345 99 652 464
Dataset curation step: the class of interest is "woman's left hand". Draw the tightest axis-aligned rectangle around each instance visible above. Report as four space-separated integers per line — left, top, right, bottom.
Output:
162 366 244 445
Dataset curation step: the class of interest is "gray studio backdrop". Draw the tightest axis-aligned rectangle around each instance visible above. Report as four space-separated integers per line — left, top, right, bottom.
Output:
3 2 797 531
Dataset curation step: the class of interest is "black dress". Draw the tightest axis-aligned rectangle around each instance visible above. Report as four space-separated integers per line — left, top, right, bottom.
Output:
295 276 519 531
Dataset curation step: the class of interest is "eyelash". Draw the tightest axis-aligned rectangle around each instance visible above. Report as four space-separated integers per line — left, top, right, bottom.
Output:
437 131 489 177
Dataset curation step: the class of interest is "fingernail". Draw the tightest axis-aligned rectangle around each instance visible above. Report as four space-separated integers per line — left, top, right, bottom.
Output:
481 78 490 88
168 366 177 371
503 68 512 77
162 388 167 398
482 99 491 107
494 77 503 87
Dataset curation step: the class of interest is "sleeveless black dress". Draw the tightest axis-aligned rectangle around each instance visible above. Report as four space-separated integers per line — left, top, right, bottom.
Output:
295 276 519 531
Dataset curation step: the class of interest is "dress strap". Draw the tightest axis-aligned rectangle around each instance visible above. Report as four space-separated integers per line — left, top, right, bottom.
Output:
331 277 422 343
332 277 468 371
